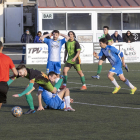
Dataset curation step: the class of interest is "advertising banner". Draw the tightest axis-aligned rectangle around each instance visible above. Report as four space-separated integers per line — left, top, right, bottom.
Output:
26 43 93 64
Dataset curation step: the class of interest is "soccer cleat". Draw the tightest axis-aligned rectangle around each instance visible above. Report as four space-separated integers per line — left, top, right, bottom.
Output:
125 64 129 72
23 109 36 115
80 85 87 90
112 86 121 94
130 87 137 95
91 75 100 79
64 107 75 112
60 85 66 89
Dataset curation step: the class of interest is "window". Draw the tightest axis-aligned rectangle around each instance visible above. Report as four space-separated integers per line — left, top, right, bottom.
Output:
98 13 121 30
68 13 91 30
123 13 140 30
42 13 66 30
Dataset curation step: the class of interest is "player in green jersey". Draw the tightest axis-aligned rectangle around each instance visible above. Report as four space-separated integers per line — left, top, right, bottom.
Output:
8 65 63 114
60 31 87 90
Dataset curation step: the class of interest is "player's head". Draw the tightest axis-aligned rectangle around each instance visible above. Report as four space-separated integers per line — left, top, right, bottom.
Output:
48 71 57 83
68 31 76 40
99 38 108 48
16 65 27 77
37 31 42 37
103 26 109 35
52 30 59 41
0 41 3 51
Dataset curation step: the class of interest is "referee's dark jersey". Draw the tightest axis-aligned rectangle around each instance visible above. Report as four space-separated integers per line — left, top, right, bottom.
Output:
0 53 15 103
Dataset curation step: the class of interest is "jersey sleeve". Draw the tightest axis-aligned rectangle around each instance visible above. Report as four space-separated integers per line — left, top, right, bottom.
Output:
106 34 113 42
9 58 15 69
110 46 120 55
98 50 104 59
38 86 44 91
61 38 67 46
44 38 49 44
75 41 81 51
44 81 54 92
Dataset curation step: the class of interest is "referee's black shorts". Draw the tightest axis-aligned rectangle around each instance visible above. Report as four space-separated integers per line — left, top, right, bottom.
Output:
0 82 9 103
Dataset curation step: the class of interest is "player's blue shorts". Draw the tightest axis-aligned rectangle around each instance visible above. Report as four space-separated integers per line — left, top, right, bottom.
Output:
109 63 123 76
42 91 65 110
46 61 61 74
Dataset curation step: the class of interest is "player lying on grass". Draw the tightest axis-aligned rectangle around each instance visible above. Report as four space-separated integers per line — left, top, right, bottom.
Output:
60 31 87 90
37 71 75 112
8 64 63 114
93 38 137 94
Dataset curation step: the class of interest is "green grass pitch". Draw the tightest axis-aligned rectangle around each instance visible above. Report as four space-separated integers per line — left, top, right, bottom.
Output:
0 63 140 140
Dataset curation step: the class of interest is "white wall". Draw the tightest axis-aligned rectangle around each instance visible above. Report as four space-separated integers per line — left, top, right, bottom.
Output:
0 4 3 42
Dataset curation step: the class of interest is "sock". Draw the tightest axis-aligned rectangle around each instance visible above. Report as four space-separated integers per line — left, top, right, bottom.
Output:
81 76 86 85
63 76 67 85
55 78 60 83
111 79 119 88
54 79 63 90
97 65 102 75
125 79 134 89
25 94 34 110
64 96 71 108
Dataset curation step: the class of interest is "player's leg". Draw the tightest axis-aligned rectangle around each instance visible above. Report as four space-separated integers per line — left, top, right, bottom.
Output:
118 74 137 94
24 88 36 114
60 62 71 89
0 103 2 109
92 55 106 79
0 82 9 109
57 88 75 111
108 71 121 94
74 64 87 90
46 61 54 74
54 62 61 83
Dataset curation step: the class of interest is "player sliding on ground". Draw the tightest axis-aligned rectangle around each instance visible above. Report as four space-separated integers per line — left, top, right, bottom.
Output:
37 72 75 112
60 31 87 90
9 65 63 114
93 38 137 94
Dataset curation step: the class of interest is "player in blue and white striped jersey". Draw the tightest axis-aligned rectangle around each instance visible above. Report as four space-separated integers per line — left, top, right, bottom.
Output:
93 38 137 94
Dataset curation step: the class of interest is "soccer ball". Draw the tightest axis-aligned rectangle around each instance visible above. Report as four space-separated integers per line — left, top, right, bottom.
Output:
11 106 23 117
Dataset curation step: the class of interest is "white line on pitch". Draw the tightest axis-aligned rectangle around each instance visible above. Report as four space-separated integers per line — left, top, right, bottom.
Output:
68 81 140 91
73 102 140 110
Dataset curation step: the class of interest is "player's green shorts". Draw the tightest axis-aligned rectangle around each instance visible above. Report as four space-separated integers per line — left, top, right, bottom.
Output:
65 62 82 72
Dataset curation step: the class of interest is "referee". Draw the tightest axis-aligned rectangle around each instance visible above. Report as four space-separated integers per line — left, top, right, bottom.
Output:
0 41 18 109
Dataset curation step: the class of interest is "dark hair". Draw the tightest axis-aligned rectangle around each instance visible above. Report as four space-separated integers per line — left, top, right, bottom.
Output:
103 26 109 30
43 32 50 39
37 31 42 36
17 65 26 70
99 38 108 45
52 30 59 34
0 41 3 49
48 71 57 77
68 31 76 38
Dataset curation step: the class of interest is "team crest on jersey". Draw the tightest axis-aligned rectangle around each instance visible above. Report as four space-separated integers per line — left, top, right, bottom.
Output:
108 50 111 53
112 67 115 70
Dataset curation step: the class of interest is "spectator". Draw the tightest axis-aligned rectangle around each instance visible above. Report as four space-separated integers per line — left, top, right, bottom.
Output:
34 31 42 43
123 31 135 43
20 29 33 64
111 31 123 43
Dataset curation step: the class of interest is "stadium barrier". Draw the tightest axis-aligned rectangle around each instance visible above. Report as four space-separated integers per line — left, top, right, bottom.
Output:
3 42 140 64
